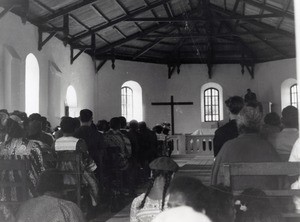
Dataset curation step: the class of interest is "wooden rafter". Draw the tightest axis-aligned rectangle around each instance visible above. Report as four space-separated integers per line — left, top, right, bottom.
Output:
141 31 272 38
240 25 289 58
38 29 57 51
70 0 172 43
276 0 292 29
35 0 97 24
241 0 293 20
96 60 107 72
126 14 281 22
133 39 162 60
210 4 294 39
94 23 170 54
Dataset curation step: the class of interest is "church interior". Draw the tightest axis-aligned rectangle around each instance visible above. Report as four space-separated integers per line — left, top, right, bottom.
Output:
0 0 299 221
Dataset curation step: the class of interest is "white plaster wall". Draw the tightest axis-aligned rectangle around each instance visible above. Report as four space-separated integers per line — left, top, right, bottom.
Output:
165 64 254 133
95 60 169 127
0 12 95 126
253 59 296 114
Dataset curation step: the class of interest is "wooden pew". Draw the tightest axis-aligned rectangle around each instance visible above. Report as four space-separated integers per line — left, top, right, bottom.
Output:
43 152 82 207
223 162 300 218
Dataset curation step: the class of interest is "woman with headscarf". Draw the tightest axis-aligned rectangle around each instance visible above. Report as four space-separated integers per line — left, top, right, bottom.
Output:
0 114 44 221
130 157 179 222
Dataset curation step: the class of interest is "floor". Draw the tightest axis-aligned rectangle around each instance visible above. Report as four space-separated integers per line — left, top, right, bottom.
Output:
90 155 214 222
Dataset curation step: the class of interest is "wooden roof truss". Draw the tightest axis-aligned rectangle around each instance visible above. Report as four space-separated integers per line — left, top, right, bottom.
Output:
0 0 295 78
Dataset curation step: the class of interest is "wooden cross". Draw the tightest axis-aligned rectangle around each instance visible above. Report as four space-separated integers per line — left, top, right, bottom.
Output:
152 96 193 135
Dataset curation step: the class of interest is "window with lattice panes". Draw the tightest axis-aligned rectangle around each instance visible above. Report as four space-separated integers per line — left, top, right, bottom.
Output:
204 88 220 122
121 86 133 120
290 84 298 108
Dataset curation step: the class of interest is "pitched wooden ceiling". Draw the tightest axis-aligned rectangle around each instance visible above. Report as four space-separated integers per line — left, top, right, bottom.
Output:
0 0 295 78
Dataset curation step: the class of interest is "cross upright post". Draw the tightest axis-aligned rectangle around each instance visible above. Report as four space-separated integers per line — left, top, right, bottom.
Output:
151 95 193 134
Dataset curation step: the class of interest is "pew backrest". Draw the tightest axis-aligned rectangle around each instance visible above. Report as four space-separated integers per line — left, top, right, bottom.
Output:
0 155 30 205
43 152 82 207
223 162 300 218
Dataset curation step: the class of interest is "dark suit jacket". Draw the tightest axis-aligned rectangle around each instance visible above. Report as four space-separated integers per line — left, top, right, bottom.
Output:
213 120 238 157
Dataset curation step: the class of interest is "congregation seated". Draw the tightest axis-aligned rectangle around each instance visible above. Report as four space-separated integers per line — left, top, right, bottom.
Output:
52 116 99 208
213 96 244 157
289 137 300 212
130 157 179 222
268 105 299 159
260 112 281 139
15 169 86 222
74 109 106 181
0 114 44 221
211 105 280 190
27 113 54 148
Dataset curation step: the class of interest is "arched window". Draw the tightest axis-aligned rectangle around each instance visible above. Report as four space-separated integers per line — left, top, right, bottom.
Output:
66 85 78 117
200 82 223 122
281 78 297 109
204 88 220 122
290 84 298 108
121 86 133 120
121 81 143 121
25 53 39 115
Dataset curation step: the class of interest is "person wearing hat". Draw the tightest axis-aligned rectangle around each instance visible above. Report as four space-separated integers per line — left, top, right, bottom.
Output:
130 157 179 222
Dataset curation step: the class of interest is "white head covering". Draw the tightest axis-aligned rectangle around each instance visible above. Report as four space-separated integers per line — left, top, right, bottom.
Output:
152 206 211 222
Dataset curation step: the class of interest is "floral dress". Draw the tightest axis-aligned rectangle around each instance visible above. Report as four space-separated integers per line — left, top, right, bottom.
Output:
130 193 168 222
0 137 44 221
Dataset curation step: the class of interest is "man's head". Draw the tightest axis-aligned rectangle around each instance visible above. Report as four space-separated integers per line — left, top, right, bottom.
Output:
225 96 244 115
282 105 298 128
79 109 93 124
110 117 121 130
60 117 76 134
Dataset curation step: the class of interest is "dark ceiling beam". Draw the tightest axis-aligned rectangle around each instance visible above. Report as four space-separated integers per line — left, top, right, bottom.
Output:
96 59 107 72
132 27 177 59
70 0 172 42
113 26 127 38
241 0 294 20
94 23 170 54
133 39 163 60
233 0 241 12
210 4 295 39
91 4 110 21
126 14 281 22
203 0 214 79
0 4 16 19
276 0 292 29
70 14 90 29
34 0 97 24
94 53 259 65
31 0 54 13
164 3 174 17
240 25 289 58
144 0 160 18
140 31 272 38
114 0 146 36
211 9 257 61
